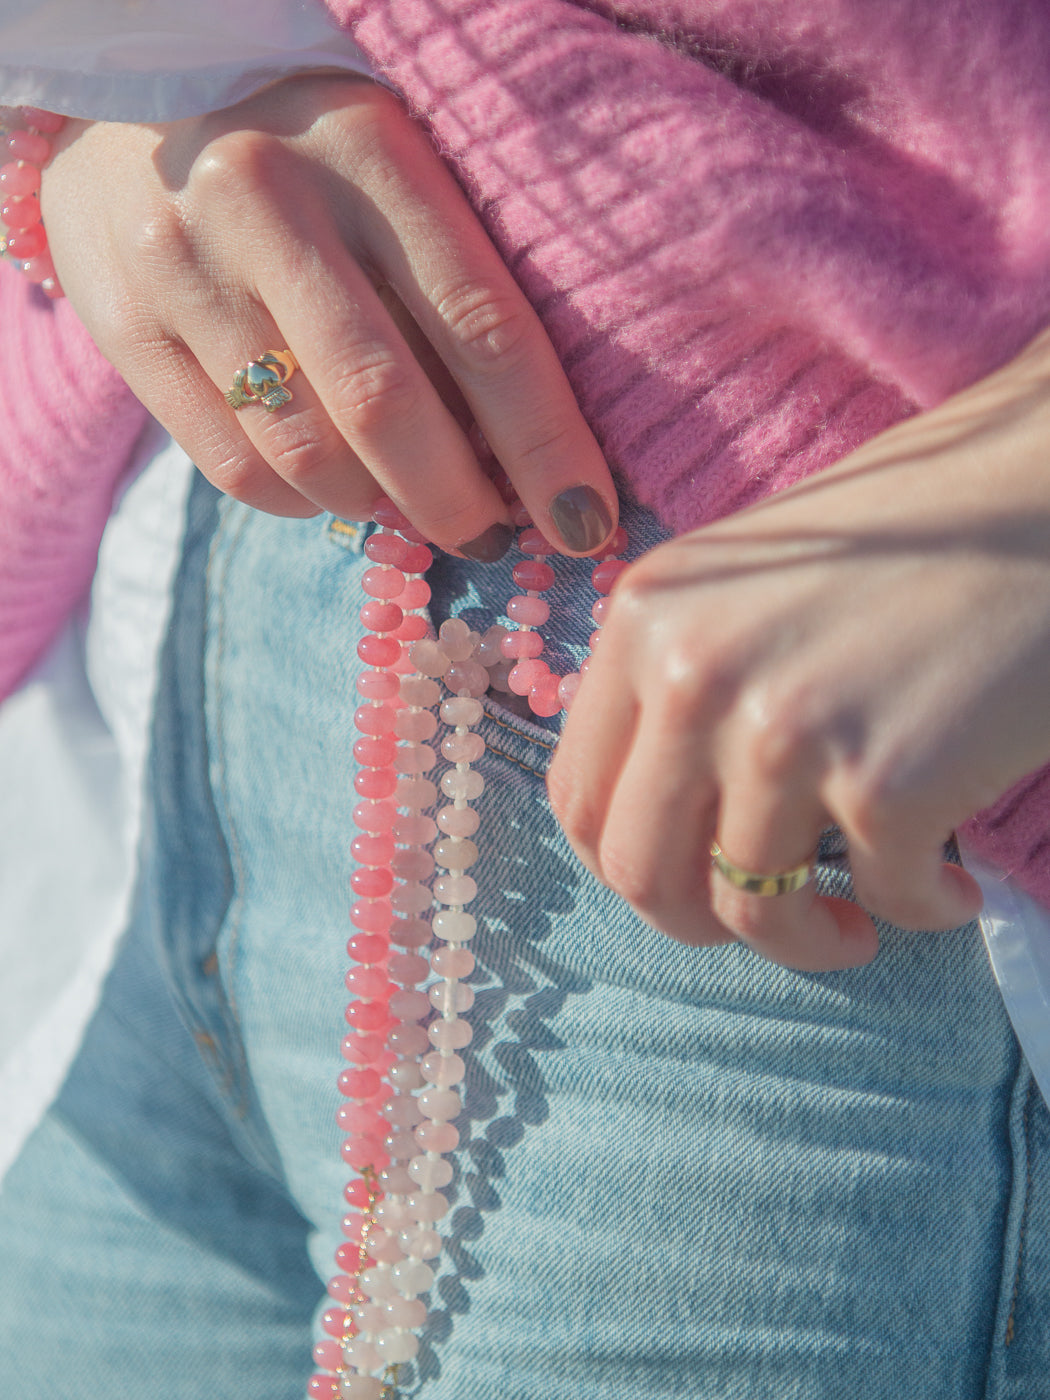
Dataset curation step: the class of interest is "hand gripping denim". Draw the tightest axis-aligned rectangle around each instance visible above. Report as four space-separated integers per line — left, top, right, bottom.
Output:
1 473 1049 1400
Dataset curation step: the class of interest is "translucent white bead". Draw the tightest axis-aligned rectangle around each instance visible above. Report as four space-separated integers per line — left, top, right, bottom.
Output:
391 1259 435 1294
408 1153 454 1190
394 777 438 809
358 1266 397 1300
409 638 451 677
438 617 475 661
340 1373 383 1400
375 1200 412 1229
379 1164 415 1195
399 675 441 708
445 659 490 696
393 744 436 775
440 696 484 726
475 624 509 666
430 946 476 979
433 874 478 906
408 1191 449 1222
415 1119 460 1153
351 1302 385 1332
433 837 479 870
419 1086 463 1120
428 1018 472 1050
440 731 486 764
383 1295 428 1327
394 708 438 741
436 806 480 838
421 1051 465 1086
366 1228 403 1264
440 769 484 801
431 911 477 941
429 981 474 1014
398 1227 443 1261
375 1328 420 1364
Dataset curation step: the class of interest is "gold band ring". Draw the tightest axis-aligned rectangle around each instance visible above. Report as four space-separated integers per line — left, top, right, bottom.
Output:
225 349 299 413
709 841 817 898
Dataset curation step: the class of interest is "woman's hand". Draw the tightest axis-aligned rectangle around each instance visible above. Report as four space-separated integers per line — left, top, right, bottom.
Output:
39 74 616 557
549 330 1050 969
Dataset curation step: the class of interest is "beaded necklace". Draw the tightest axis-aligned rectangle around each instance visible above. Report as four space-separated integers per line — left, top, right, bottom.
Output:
0 107 66 299
309 499 629 1400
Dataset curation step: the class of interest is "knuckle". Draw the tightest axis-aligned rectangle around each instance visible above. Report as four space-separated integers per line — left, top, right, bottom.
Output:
330 352 420 438
265 431 343 488
189 129 284 204
436 280 535 373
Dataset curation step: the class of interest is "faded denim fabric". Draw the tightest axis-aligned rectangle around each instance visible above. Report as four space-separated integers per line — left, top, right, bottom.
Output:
1 473 1048 1399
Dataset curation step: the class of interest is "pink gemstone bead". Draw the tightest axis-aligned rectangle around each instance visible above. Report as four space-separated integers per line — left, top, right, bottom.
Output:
437 806 480 837
344 1178 374 1209
345 965 392 999
437 618 475 661
421 1051 466 1087
352 801 397 834
500 630 544 659
354 768 396 800
321 1305 352 1338
340 1373 384 1400
529 674 563 717
339 1067 383 1101
379 1162 416 1194
384 1296 428 1328
348 904 392 937
394 708 437 741
345 1000 390 1034
440 696 484 726
508 658 550 695
341 1030 387 1065
20 107 66 133
506 595 550 626
389 916 430 949
512 560 555 591
357 634 400 668
475 624 509 665
445 659 489 696
371 499 410 529
591 596 611 626
431 945 476 978
415 1119 460 1153
393 745 436 776
518 527 554 554
393 814 438 845
0 161 40 198
353 736 396 768
336 1102 387 1136
401 543 433 573
389 988 430 1020
408 1191 449 1223
511 500 533 527
5 130 50 163
419 1087 463 1121
390 848 434 881
591 559 628 593
359 599 403 633
4 223 47 259
433 836 478 869
428 1018 473 1049
441 731 485 763
356 669 399 701
364 533 409 565
389 952 429 984
429 981 474 1014
385 1125 419 1158
327 1274 356 1303
433 873 477 905
343 1136 389 1172
394 613 429 642
362 566 405 599
308 1373 340 1400
408 1155 454 1190
396 776 438 808
1 194 41 229
397 578 432 610
388 1022 429 1054
558 672 583 709
350 929 392 963
408 638 450 678
432 910 476 941
312 1338 344 1372
399 675 441 707
354 703 395 736
42 277 64 300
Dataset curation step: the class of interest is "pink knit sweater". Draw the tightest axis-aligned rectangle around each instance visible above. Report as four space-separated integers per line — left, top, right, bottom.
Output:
4 0 1050 902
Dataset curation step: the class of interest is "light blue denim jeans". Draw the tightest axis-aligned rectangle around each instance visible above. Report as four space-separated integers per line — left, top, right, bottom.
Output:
1 473 1048 1400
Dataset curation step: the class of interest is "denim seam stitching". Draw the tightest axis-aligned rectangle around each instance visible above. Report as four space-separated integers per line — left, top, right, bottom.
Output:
484 738 547 780
1003 1074 1036 1348
485 707 557 753
203 501 255 1113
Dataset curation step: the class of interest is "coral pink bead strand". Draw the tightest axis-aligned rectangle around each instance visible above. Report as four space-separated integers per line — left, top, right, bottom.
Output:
0 107 66 298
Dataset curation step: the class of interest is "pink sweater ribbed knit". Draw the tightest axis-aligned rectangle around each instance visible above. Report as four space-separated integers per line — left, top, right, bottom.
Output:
4 0 1050 902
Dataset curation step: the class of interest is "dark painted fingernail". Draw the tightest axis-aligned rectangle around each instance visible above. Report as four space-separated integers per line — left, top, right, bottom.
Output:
549 485 613 553
459 522 514 562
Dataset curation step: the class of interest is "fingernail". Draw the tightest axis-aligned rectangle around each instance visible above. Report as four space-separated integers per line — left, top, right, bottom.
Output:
459 522 514 562
549 485 613 554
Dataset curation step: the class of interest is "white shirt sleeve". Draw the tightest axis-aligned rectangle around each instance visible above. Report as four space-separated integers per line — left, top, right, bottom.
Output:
0 0 374 122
